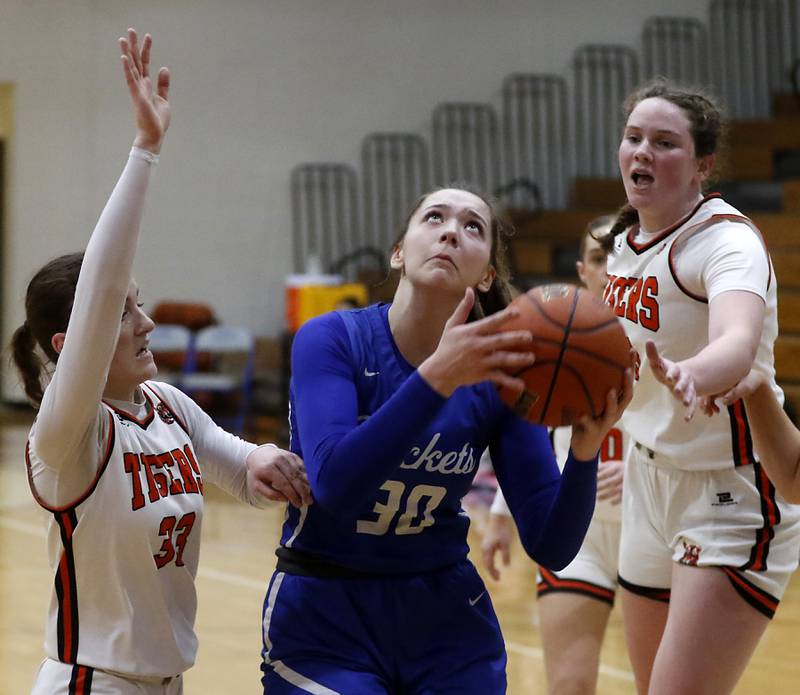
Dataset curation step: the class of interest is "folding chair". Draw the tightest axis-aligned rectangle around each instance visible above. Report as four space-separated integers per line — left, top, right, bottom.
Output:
180 325 255 434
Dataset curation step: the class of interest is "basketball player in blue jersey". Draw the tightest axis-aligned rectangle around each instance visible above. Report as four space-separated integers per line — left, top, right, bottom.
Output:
260 187 633 693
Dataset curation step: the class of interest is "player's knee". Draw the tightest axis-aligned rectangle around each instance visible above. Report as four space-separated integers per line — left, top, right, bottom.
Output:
549 668 597 695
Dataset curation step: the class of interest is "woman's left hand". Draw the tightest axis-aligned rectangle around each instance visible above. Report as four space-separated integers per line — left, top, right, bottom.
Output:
570 366 634 460
646 340 699 420
246 446 313 507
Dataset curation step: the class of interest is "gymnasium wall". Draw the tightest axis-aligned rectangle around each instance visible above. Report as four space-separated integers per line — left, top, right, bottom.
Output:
0 0 707 400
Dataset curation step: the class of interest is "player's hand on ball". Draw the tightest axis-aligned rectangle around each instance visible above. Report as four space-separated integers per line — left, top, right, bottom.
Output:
481 513 514 581
645 340 699 420
418 288 536 397
570 366 634 460
246 446 313 508
596 460 624 505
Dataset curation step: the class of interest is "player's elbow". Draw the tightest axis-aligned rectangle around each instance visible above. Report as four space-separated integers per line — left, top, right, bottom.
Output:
518 532 579 571
308 479 360 517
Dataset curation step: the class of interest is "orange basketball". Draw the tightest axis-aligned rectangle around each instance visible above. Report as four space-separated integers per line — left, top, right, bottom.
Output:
498 283 630 427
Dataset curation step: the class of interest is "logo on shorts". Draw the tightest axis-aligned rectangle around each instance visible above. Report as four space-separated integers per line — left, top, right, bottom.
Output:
712 491 737 507
156 403 175 424
679 539 701 566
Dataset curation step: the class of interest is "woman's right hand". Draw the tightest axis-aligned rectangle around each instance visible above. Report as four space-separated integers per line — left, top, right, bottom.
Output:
481 513 515 581
120 28 171 154
699 369 768 416
418 288 535 397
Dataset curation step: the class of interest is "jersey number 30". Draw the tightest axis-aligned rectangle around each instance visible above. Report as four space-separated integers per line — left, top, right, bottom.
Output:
357 481 446 536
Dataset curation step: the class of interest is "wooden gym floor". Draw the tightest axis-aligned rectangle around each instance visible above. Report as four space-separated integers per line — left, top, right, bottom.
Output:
1 417 799 694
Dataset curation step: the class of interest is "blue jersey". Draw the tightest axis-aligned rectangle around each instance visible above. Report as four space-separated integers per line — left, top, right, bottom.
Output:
282 303 598 574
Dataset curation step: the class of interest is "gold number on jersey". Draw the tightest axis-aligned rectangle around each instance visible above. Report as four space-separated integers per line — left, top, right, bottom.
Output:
356 481 447 536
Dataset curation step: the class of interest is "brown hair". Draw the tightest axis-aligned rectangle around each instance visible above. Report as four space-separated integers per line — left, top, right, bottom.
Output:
10 252 84 405
603 79 725 251
394 185 515 321
582 214 615 259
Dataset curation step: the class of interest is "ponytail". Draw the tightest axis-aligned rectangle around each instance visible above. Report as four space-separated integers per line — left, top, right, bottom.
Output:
9 252 83 407
599 203 640 253
10 322 46 406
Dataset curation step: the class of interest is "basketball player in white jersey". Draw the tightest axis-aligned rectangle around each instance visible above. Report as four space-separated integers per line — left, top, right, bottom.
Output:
603 80 800 694
482 217 632 694
10 30 311 695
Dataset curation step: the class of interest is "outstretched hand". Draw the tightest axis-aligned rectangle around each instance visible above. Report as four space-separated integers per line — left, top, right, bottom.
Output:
120 28 171 154
418 288 536 397
646 340 699 420
246 446 313 508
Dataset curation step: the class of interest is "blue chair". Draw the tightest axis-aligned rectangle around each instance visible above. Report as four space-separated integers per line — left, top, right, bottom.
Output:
148 324 194 387
180 325 255 434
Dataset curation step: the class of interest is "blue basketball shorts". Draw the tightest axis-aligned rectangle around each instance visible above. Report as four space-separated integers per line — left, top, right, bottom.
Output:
260 559 507 694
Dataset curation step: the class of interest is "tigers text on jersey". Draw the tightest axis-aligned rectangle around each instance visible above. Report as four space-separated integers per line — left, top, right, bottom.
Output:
605 194 780 470
27 383 204 678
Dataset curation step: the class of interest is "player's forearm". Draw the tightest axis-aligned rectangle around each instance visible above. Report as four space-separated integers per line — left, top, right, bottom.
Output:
516 453 597 569
743 383 800 503
679 327 758 397
301 371 446 514
36 150 155 464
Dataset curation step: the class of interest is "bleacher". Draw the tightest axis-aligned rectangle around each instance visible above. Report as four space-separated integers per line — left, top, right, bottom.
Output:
279 0 800 423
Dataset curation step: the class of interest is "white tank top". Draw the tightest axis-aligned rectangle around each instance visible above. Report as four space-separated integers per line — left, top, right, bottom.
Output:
605 195 781 470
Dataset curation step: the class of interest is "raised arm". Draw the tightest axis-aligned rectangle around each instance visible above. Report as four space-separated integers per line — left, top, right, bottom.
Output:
34 29 170 467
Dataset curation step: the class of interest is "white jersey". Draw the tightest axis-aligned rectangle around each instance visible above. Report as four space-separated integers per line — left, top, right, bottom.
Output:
27 382 258 678
605 194 780 470
491 425 629 523
23 149 264 682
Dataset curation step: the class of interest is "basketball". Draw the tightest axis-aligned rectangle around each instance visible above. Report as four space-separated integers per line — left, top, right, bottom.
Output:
498 283 630 427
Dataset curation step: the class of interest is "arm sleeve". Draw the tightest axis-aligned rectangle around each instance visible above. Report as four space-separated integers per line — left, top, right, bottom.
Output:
674 222 770 302
490 412 598 570
291 313 447 514
154 384 260 506
33 149 157 481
